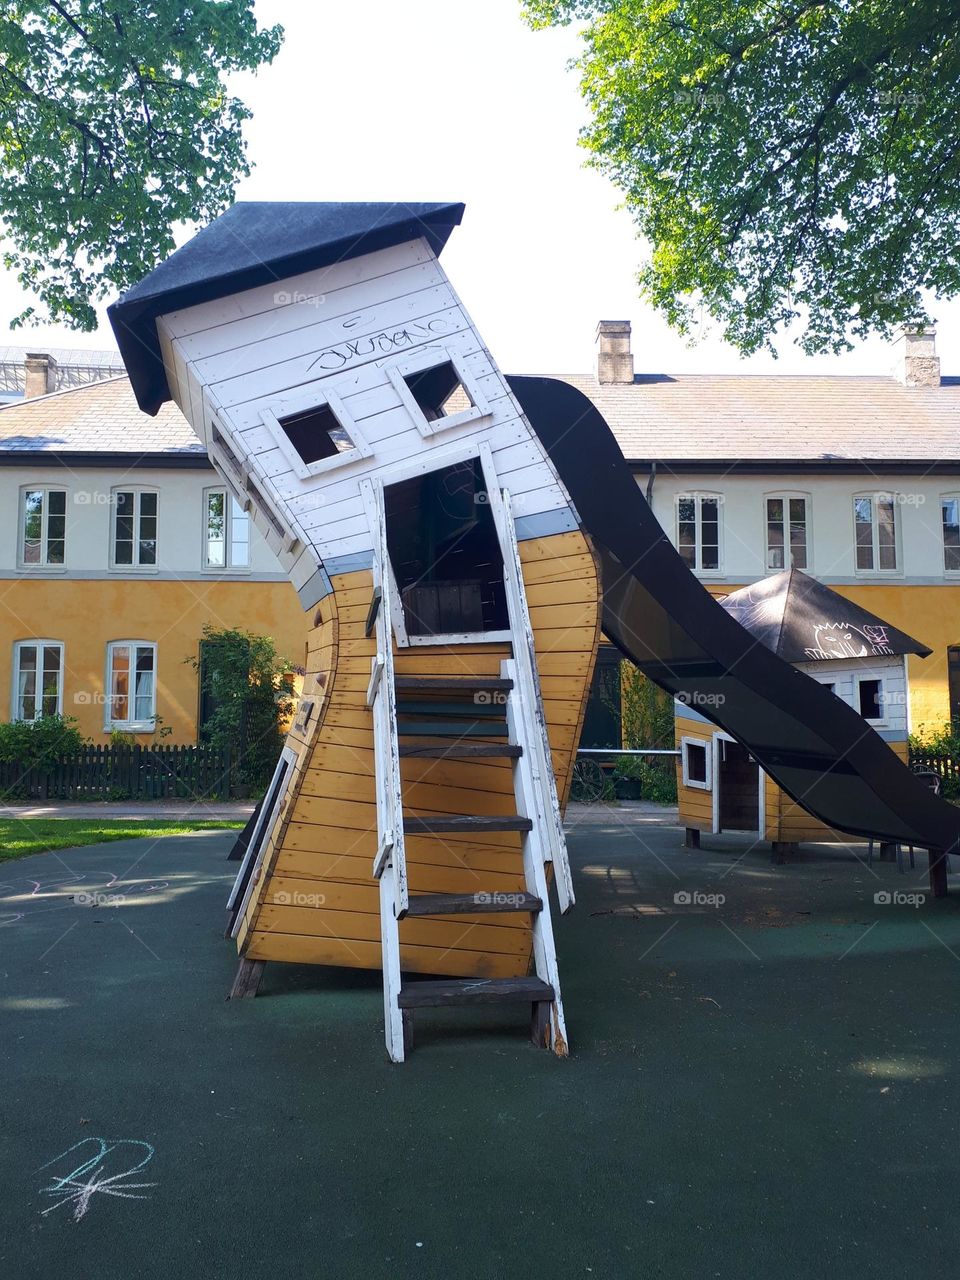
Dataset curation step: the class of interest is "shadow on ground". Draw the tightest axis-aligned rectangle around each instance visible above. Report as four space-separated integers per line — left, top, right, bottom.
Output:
2 818 959 1278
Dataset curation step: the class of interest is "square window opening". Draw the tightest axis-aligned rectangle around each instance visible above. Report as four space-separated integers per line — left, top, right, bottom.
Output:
683 740 708 787
858 678 883 721
403 360 472 424
278 403 356 466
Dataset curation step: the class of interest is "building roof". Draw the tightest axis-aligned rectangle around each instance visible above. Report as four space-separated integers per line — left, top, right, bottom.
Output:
109 201 465 416
719 568 930 661
0 376 204 457
559 373 960 465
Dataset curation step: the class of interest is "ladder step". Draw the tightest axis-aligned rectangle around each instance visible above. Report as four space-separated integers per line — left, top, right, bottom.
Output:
403 815 533 834
395 677 513 691
395 699 506 718
398 977 555 1009
404 891 542 917
399 743 523 758
397 719 507 737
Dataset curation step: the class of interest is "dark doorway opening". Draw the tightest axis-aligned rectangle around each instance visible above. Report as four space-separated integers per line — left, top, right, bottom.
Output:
578 644 622 748
717 739 760 833
384 458 507 637
948 645 960 727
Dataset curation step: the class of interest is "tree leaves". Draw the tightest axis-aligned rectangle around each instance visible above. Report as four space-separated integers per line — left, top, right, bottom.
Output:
524 0 960 354
0 0 283 329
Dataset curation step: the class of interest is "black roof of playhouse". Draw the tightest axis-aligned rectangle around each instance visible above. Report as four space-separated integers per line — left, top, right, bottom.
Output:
719 569 930 662
108 201 465 415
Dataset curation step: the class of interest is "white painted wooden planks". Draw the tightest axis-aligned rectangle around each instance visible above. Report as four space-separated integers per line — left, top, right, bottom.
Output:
158 234 575 572
159 240 433 340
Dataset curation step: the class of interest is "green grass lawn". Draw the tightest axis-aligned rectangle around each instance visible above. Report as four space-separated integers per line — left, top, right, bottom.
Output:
0 817 245 861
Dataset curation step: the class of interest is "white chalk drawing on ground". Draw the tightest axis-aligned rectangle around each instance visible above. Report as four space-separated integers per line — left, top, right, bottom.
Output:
39 1138 157 1221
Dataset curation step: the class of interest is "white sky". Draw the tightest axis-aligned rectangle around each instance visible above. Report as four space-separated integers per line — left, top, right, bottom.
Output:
1 0 956 377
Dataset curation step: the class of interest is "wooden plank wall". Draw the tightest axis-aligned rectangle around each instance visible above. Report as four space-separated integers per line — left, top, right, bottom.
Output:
237 528 600 978
675 717 715 832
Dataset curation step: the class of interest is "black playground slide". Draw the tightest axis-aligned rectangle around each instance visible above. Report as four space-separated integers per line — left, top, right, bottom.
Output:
510 376 960 863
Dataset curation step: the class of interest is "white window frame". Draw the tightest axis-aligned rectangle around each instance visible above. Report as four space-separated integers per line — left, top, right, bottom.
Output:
105 640 157 731
855 673 887 726
940 493 960 575
385 345 492 439
110 486 159 571
11 640 64 722
18 485 67 570
262 383 371 482
675 492 723 575
852 492 900 577
764 491 811 573
202 486 251 572
681 736 712 790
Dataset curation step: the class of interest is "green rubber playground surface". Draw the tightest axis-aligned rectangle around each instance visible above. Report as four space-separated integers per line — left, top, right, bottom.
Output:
2 817 959 1279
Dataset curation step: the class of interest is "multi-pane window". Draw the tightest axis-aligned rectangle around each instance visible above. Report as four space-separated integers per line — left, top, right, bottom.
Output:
854 494 898 573
677 494 721 572
942 497 960 572
20 487 66 566
766 495 808 571
113 489 158 567
204 489 250 569
106 642 156 728
13 641 63 721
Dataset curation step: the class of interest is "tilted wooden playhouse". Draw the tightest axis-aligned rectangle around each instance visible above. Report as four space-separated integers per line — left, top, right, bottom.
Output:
111 202 960 1061
109 202 600 1060
676 569 929 853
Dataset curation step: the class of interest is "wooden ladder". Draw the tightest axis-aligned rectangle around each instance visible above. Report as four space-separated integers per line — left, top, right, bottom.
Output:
362 469 572 1062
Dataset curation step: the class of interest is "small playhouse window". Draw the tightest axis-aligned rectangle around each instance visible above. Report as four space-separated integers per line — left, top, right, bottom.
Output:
387 348 491 438
404 360 469 423
279 403 356 465
858 677 884 722
264 387 370 480
682 738 711 790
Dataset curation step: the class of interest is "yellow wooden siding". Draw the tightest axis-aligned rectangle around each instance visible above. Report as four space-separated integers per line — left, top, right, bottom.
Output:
239 528 601 977
675 716 714 830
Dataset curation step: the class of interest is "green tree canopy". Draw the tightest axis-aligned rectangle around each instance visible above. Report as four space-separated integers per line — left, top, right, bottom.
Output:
524 0 960 355
0 1 282 329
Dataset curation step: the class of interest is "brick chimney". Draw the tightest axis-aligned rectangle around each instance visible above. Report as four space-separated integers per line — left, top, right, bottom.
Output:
891 325 940 388
596 320 634 385
24 352 58 398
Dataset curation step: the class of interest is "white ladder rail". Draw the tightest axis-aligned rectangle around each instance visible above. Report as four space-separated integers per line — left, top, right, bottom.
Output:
502 657 568 1054
360 477 408 1063
478 444 576 913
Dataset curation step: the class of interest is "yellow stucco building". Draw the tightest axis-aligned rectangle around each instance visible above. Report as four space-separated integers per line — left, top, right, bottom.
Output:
0 369 305 742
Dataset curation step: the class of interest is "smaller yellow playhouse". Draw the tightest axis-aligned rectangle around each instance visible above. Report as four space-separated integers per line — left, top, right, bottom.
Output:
675 569 931 855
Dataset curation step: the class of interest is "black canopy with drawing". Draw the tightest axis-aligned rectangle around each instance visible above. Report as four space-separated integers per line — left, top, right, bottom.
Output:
718 568 930 663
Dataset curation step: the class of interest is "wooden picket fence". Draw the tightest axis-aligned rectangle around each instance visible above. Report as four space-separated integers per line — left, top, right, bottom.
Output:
908 749 960 792
0 742 238 802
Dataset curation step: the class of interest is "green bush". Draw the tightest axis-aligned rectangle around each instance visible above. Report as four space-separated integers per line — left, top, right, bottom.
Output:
606 663 678 804
0 715 88 769
909 722 960 800
188 625 296 790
